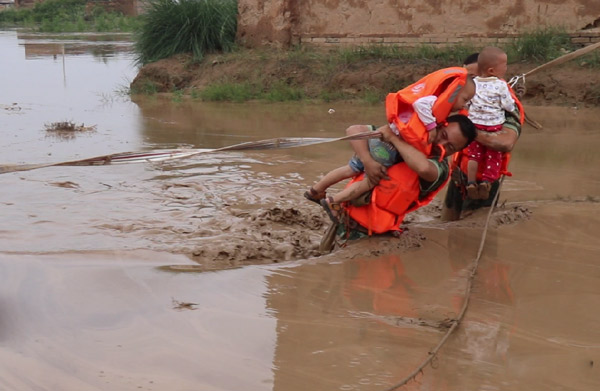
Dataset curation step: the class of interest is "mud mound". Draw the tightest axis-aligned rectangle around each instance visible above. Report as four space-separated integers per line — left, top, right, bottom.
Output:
322 226 427 261
491 205 532 227
438 204 533 230
187 206 329 269
252 207 325 230
185 203 531 269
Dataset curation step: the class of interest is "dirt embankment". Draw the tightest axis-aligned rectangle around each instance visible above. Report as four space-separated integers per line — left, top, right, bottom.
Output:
130 49 600 107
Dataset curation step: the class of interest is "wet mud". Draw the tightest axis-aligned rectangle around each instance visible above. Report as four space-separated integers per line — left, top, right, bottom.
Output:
1 30 600 391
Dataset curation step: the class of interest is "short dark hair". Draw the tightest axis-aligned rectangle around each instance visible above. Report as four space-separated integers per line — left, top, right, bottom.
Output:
447 114 476 148
463 52 479 66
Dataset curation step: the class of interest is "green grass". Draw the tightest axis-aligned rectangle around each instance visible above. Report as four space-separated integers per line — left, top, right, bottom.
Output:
134 0 237 65
130 80 159 95
263 82 305 102
0 0 140 32
197 81 257 102
577 51 600 69
506 27 573 62
335 44 477 66
172 89 184 103
360 87 384 105
169 34 581 103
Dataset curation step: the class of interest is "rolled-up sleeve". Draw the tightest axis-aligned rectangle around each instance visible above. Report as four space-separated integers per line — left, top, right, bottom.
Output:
419 158 449 198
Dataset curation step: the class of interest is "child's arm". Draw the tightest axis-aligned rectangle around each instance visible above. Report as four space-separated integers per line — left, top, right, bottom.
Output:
412 95 438 131
380 125 438 182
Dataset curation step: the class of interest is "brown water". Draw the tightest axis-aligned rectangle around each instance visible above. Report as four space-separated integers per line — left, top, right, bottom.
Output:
1 30 599 390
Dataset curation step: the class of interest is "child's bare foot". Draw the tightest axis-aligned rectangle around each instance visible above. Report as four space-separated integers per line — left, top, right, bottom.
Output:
304 187 326 205
478 181 491 200
466 182 479 199
320 196 342 224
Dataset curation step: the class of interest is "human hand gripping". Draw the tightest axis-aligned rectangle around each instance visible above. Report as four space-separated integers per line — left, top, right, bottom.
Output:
514 83 526 98
379 125 398 144
360 126 399 185
363 158 388 186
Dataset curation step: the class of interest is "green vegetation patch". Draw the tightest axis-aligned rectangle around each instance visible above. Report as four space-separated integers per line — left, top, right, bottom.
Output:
131 26 595 104
507 27 573 62
134 0 237 65
0 0 139 32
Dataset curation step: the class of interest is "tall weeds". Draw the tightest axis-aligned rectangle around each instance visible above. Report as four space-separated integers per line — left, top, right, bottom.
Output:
134 0 237 65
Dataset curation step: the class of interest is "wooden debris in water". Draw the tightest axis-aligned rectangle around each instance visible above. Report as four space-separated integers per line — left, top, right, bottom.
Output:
171 298 198 311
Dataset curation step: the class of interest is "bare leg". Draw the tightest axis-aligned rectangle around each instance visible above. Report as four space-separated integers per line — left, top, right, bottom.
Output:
320 175 374 224
330 176 373 203
312 165 356 194
311 123 376 195
466 160 480 199
467 159 478 184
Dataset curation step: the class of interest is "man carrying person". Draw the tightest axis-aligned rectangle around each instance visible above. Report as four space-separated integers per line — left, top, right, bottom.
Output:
306 67 477 235
441 51 525 221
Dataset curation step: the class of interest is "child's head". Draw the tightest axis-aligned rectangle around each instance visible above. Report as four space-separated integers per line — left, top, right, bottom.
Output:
451 76 476 111
477 46 508 79
434 114 477 156
462 52 480 76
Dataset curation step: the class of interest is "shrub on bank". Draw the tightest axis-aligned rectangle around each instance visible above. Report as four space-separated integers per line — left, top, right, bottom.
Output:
134 0 237 65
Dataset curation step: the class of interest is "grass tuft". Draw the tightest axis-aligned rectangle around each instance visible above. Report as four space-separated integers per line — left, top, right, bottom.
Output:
507 27 573 62
134 0 237 65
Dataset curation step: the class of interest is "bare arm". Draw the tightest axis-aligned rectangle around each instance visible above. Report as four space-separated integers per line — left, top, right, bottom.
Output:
475 127 519 152
380 125 438 182
475 104 522 152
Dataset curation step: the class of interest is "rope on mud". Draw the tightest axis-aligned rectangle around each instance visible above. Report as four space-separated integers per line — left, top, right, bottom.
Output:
382 176 506 391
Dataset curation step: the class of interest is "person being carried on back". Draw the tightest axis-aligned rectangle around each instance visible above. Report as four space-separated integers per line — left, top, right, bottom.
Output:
465 46 518 200
303 67 475 223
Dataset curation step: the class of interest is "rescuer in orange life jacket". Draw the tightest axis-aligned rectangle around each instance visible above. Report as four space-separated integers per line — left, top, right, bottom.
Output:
304 67 477 235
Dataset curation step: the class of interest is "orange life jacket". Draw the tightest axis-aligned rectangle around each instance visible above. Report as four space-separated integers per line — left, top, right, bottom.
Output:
385 67 468 156
344 161 449 234
342 67 468 235
453 85 525 180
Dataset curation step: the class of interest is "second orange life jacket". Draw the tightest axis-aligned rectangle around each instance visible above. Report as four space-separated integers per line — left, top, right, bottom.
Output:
385 67 469 156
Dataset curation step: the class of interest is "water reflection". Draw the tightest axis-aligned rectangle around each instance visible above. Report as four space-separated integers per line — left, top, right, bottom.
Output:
264 253 460 391
0 29 141 164
17 31 134 60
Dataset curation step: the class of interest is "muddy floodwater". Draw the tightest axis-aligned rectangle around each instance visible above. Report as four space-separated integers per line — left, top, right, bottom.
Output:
1 30 600 391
